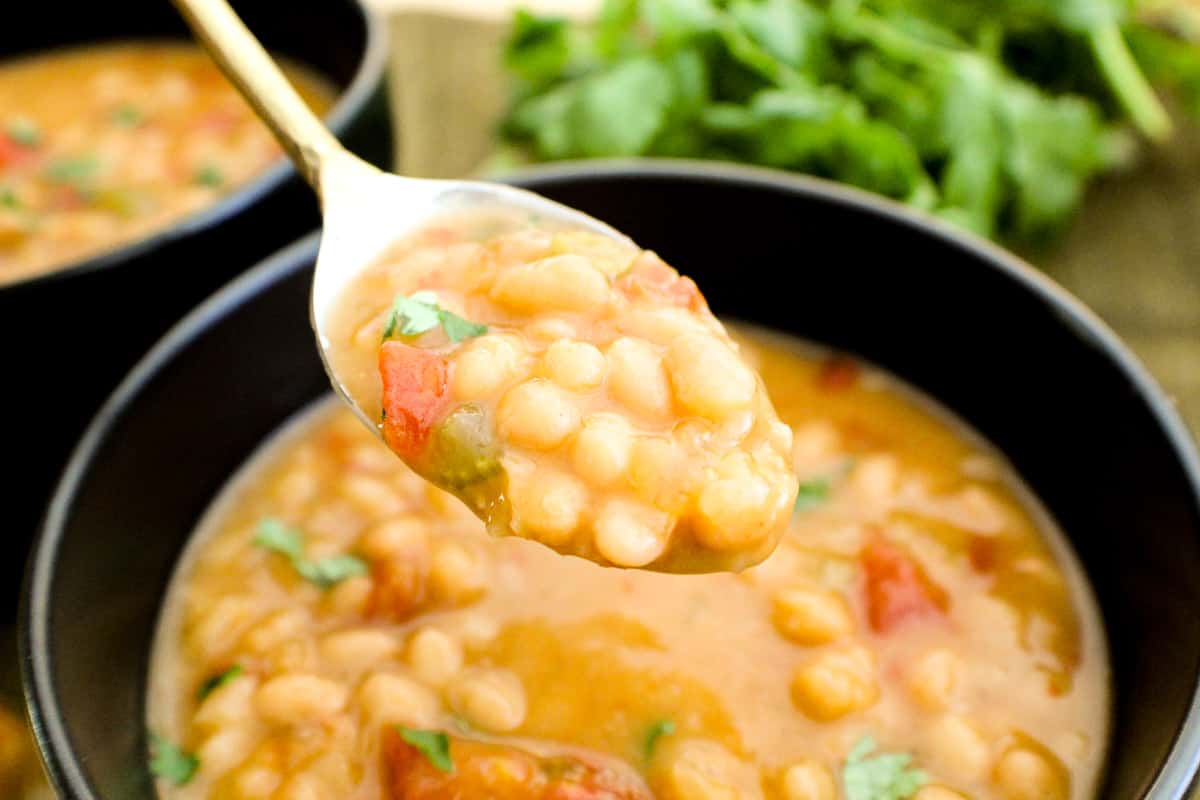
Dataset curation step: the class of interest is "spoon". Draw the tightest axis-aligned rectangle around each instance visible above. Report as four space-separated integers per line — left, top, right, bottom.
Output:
170 0 629 434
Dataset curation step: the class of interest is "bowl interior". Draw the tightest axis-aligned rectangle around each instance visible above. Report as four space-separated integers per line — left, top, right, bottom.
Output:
24 167 1200 798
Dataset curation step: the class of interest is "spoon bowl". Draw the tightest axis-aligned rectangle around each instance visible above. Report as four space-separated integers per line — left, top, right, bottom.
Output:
171 0 628 433
310 152 629 432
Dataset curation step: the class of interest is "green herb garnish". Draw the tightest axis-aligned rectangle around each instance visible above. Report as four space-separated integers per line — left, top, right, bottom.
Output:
793 477 830 512
381 291 488 344
44 156 100 184
111 105 145 127
193 164 224 188
498 0 1199 242
254 518 368 588
397 727 454 773
6 117 40 147
148 733 199 787
842 736 925 800
196 664 243 701
0 187 19 210
295 555 370 588
642 718 676 759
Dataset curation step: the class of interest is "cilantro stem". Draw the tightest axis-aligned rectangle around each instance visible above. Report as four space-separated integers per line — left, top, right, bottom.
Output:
1089 23 1173 143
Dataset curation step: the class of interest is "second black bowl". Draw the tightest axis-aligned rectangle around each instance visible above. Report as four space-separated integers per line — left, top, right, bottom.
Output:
23 163 1200 798
0 0 393 608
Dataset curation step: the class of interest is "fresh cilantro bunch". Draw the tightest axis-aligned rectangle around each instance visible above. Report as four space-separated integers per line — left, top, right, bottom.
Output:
500 0 1200 242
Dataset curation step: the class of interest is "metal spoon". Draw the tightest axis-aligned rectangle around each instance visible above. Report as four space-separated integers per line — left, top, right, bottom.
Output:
170 0 628 433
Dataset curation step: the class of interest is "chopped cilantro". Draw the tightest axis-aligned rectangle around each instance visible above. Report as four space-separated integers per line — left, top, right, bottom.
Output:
842 736 926 800
642 718 676 759
196 664 243 701
6 117 40 147
381 291 488 344
254 518 304 560
296 554 369 588
439 310 489 343
193 164 224 187
254 518 367 589
0 187 18 210
44 156 100 184
382 291 442 339
398 727 453 773
148 733 199 787
793 477 831 512
111 105 145 127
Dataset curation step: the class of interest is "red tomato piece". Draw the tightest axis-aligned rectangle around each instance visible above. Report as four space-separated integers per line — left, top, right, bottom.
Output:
379 342 453 462
384 730 652 800
816 355 860 391
616 253 706 312
0 136 36 170
861 537 947 633
196 108 242 134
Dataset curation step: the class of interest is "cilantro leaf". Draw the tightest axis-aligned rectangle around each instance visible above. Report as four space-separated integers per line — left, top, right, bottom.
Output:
254 518 365 589
398 728 454 772
149 733 199 787
438 309 489 343
382 291 488 344
44 156 100 184
6 118 40 147
793 477 830 512
498 0 1172 242
382 291 443 339
842 736 926 800
193 164 225 188
196 664 243 701
254 518 305 561
296 554 369 588
643 718 676 759
111 105 145 127
0 187 18 210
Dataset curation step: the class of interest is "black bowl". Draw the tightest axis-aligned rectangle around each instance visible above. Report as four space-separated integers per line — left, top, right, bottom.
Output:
0 0 392 606
22 163 1200 798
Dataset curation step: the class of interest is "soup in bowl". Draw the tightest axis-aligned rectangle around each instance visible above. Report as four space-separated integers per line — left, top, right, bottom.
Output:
0 42 335 286
22 167 1200 800
148 332 1107 799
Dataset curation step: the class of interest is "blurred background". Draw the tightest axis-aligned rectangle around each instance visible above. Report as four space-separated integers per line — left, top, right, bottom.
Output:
4 0 1200 795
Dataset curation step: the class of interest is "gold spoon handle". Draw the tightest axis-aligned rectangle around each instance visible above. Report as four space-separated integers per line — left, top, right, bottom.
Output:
170 0 345 191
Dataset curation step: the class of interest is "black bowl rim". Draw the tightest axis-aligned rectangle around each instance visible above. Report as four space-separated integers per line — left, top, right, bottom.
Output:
21 159 1200 799
0 0 389 294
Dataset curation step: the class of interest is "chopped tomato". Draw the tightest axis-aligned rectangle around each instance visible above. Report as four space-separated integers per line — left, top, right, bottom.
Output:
615 252 706 312
420 226 459 247
0 136 36 170
861 537 947 633
379 342 453 462
384 731 652 800
46 185 87 212
816 356 859 391
196 108 242 134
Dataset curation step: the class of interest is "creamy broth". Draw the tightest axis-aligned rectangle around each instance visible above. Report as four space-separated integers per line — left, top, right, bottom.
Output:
0 43 336 284
148 331 1109 800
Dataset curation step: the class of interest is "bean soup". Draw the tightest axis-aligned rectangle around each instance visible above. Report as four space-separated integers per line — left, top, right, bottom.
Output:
148 331 1109 800
0 42 335 284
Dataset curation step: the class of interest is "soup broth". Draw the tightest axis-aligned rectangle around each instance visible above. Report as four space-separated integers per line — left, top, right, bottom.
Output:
148 330 1109 800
